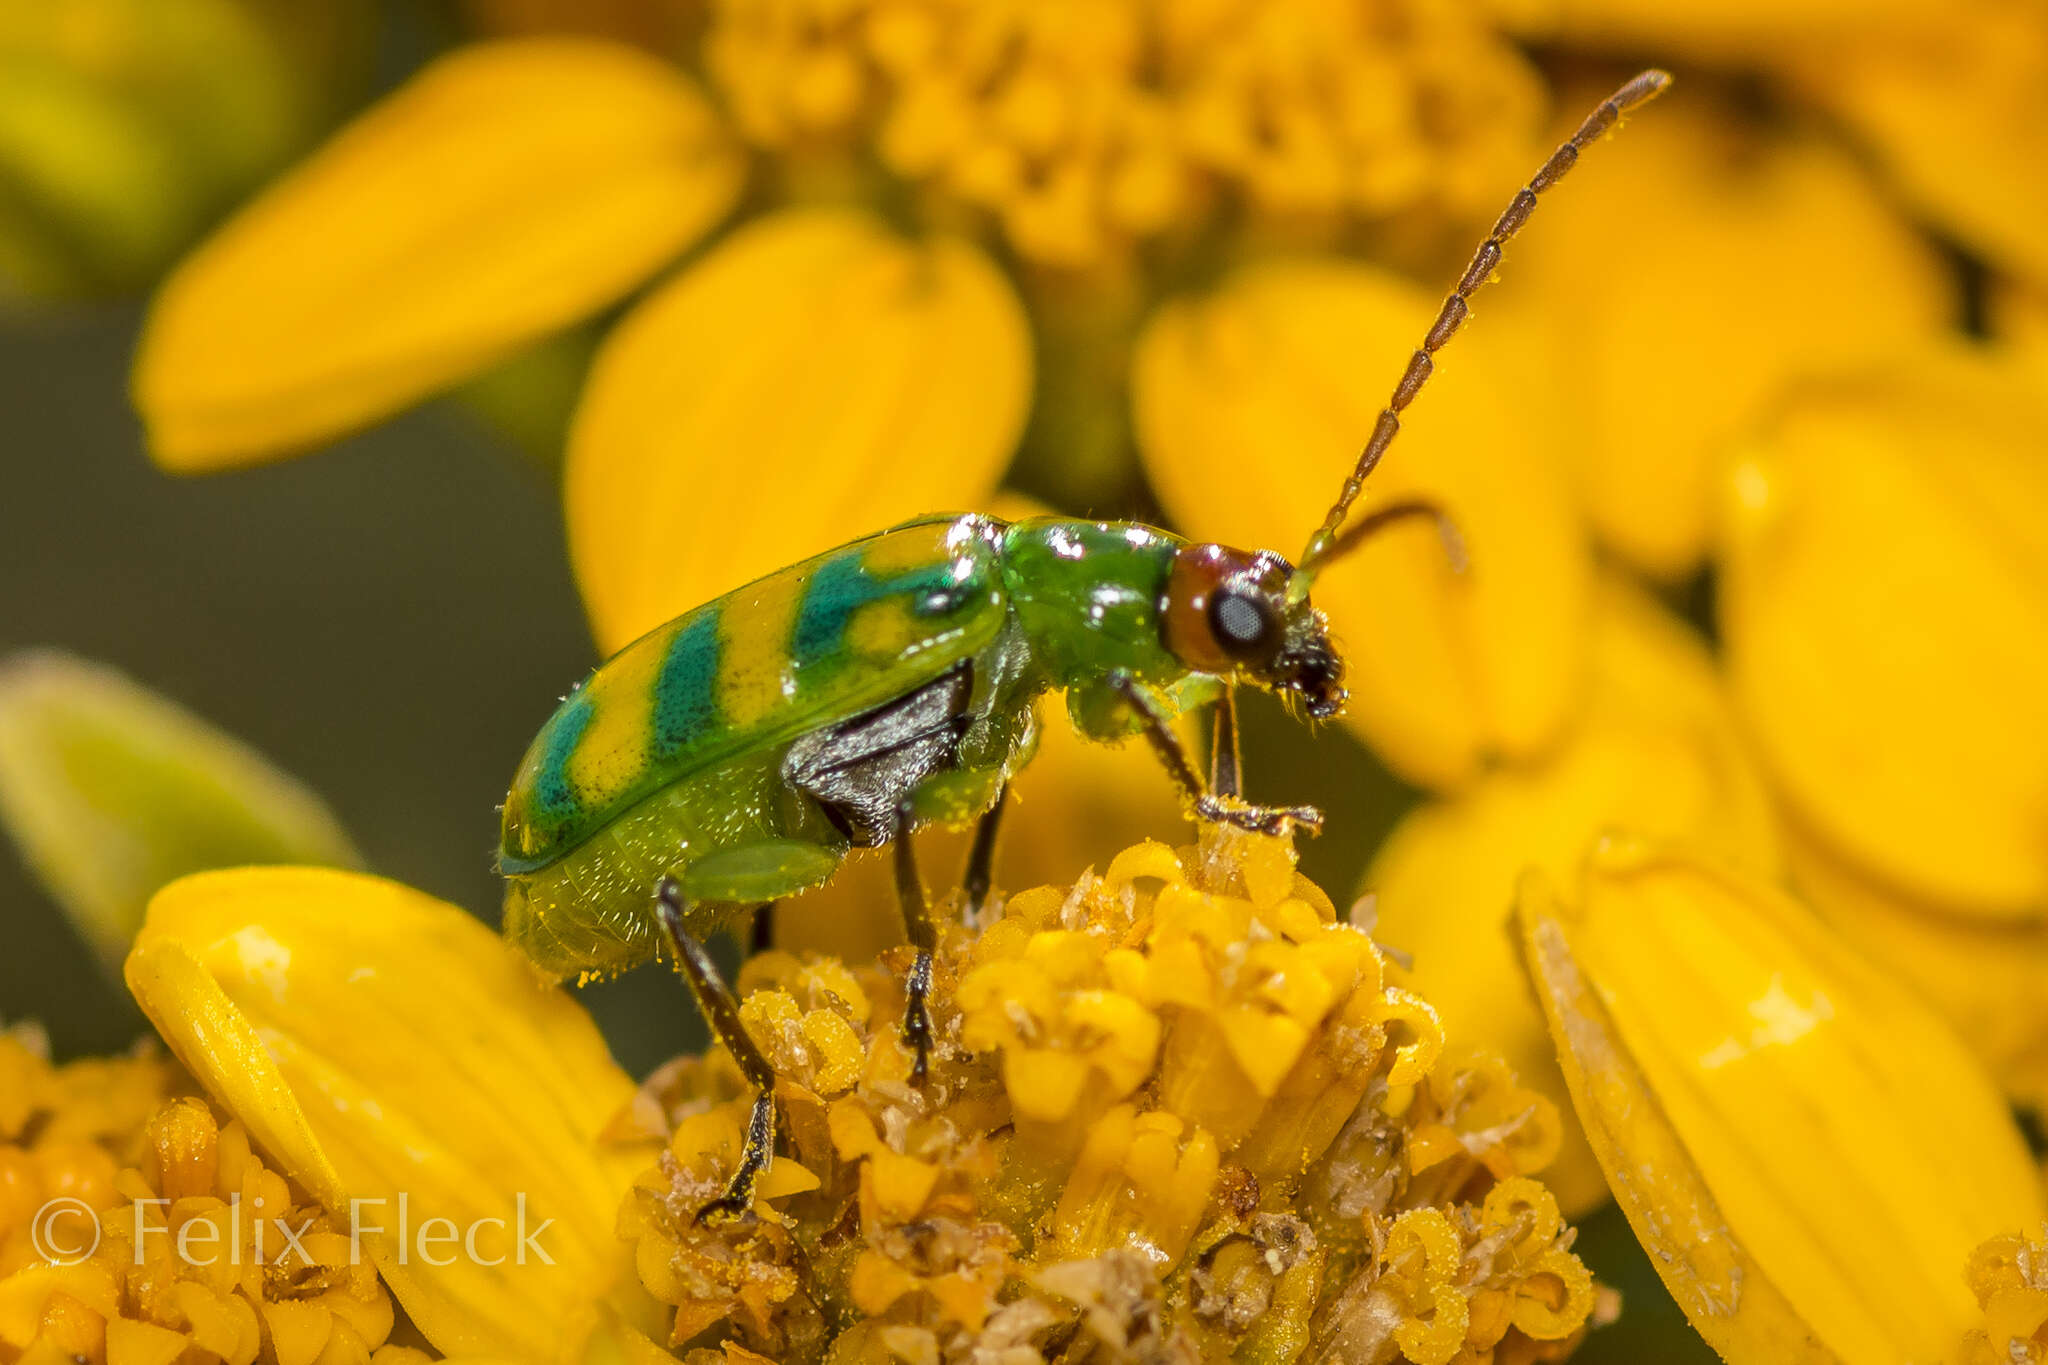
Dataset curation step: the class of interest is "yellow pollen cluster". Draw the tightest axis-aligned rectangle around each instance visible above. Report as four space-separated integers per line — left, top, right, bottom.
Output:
614 828 1590 1364
1 1027 183 1281
1961 1228 2048 1363
0 1083 406 1365
703 0 1545 266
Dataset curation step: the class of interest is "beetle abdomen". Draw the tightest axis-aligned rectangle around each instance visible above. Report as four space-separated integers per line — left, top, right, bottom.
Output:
499 514 1011 875
501 745 847 981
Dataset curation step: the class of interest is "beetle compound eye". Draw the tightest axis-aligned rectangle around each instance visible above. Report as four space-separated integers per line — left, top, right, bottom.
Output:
1210 589 1274 658
1163 541 1289 673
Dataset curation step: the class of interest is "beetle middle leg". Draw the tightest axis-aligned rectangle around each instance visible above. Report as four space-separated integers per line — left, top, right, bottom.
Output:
1110 672 1322 837
654 877 778 1225
960 784 1008 929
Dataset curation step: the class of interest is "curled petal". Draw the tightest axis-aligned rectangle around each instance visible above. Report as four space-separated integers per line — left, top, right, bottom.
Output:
1718 347 2048 916
1368 577 1778 1213
136 38 743 469
0 651 359 972
124 868 658 1361
1516 841 2044 1364
1135 258 1590 789
566 207 1031 653
1512 88 1949 578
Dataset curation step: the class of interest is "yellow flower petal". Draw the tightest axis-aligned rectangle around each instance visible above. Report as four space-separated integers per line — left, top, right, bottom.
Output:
123 868 658 1361
0 651 359 973
1718 347 2048 916
1368 576 1780 1215
1788 4 2048 283
1513 88 1950 579
566 206 1031 652
1516 841 2045 1365
1788 821 2048 1116
1135 259 1590 789
135 38 743 470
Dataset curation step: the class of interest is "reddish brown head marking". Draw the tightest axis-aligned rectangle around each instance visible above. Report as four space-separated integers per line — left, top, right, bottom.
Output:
1162 543 1346 719
1163 543 1291 673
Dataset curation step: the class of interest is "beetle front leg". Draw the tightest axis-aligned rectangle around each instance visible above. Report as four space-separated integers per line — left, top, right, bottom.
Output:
1209 688 1242 799
654 878 778 1225
1108 673 1323 837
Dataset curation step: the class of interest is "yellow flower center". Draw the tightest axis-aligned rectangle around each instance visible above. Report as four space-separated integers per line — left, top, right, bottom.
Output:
0 1046 407 1365
704 0 1545 265
614 826 1589 1362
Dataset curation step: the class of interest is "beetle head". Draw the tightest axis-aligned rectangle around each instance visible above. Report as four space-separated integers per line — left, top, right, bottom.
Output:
1162 543 1346 720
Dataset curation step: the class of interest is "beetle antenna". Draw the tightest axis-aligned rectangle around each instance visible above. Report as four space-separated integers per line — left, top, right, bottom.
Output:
1299 68 1671 576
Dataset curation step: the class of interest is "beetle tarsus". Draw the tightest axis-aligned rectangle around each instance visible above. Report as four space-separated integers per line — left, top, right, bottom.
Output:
892 800 939 1085
654 877 780 1224
1196 792 1325 837
902 948 936 1086
693 1090 775 1227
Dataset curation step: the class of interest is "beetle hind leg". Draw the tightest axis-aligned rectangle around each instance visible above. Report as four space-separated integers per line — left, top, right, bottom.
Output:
654 878 778 1225
890 799 941 1085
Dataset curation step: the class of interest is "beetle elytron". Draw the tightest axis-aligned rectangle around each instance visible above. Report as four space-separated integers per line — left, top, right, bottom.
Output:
499 71 1671 1219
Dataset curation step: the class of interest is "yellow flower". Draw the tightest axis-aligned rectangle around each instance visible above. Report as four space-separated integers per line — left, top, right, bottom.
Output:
132 3 1552 669
3 1093 404 1365
0 1024 184 1279
0 651 360 974
621 827 1595 1364
1958 1228 2048 1364
1781 1 2048 286
1134 255 1588 788
1367 574 1780 1214
1717 344 2048 918
1509 84 1950 580
12 814 1593 1363
562 206 1029 651
1786 822 2048 1121
129 2 2032 835
1515 838 2046 1364
121 867 662 1361
1483 0 2048 290
134 38 747 478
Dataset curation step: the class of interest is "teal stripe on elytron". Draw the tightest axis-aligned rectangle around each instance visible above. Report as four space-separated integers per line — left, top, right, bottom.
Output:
525 687 594 849
792 544 981 663
651 606 723 759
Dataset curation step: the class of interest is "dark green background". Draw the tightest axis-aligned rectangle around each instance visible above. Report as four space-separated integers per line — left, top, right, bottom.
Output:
0 303 702 1072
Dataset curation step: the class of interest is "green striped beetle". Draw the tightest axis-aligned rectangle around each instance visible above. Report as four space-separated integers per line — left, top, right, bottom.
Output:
499 71 1669 1220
